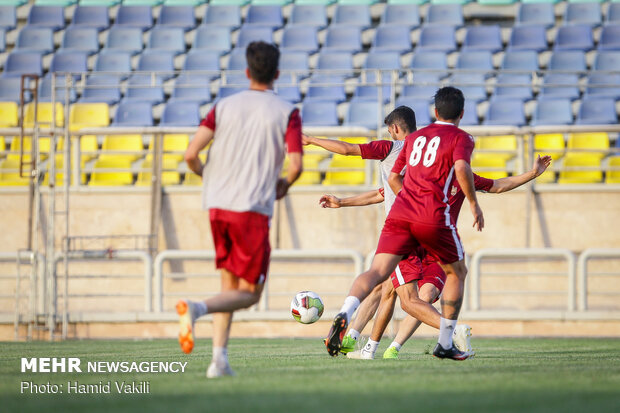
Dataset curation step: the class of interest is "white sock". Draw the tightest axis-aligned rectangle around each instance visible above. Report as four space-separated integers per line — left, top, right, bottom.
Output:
192 300 208 318
438 318 457 348
212 346 228 365
363 339 380 355
389 341 402 351
348 329 361 341
339 296 360 322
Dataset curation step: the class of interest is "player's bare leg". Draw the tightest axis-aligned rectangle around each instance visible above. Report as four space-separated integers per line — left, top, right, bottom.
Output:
341 283 382 354
396 283 441 329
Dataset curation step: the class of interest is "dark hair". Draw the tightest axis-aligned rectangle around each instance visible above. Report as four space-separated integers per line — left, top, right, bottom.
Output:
384 105 417 133
246 41 280 84
434 86 465 121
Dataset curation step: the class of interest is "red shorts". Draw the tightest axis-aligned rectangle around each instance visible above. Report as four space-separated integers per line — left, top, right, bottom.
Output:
390 255 446 303
376 218 465 265
209 208 270 285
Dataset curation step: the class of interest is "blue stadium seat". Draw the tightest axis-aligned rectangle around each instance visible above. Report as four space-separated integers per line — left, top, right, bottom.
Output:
235 25 273 50
316 51 354 79
171 74 212 104
160 100 200 126
425 4 463 27
289 4 327 28
183 50 220 80
0 77 25 101
449 73 487 102
94 50 132 78
598 25 620 51
203 5 241 29
344 100 380 130
608 3 620 24
585 73 620 99
554 24 594 52
355 51 400 103
381 3 420 29
370 25 411 54
455 51 494 74
547 50 586 72
0 6 17 31
507 25 548 52
27 6 65 31
112 100 153 126
483 98 526 126
460 100 479 126
409 51 447 77
245 5 283 29
301 100 339 127
501 51 539 71
114 6 153 31
105 27 143 54
70 6 109 31
2 51 43 77
462 25 503 53
415 25 456 53
125 74 165 104
305 75 347 102
332 4 371 29
323 26 362 53
80 75 122 104
147 27 186 54
576 98 617 125
216 86 245 100
593 51 620 71
279 51 310 80
193 26 231 55
60 27 99 55
0 28 4 52
530 99 573 126
400 73 442 100
225 50 250 84
539 74 581 101
564 2 601 27
157 5 195 31
137 51 175 80
280 26 319 53
515 3 555 28
393 97 431 127
49 50 88 77
274 85 301 103
38 74 77 103
15 27 54 54
365 51 401 72
493 74 533 101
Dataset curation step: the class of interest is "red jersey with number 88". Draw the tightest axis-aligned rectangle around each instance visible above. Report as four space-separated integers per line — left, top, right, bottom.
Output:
389 122 475 226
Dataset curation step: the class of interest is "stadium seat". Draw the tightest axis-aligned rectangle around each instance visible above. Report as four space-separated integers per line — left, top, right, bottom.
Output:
100 134 144 162
585 73 620 99
501 51 539 71
88 158 134 186
216 86 245 99
409 50 447 76
123 0 163 5
159 101 200 126
539 74 580 101
0 77 22 104
483 98 526 126
471 155 508 180
171 74 212 104
455 51 494 73
286 156 321 186
289 4 327 28
425 4 463 27
558 154 602 184
515 3 555 28
150 134 190 162
380 3 420 29
0 159 30 186
38 74 77 103
401 73 441 100
507 25 548 52
279 51 310 81
2 51 43 78
147 27 186 54
305 75 347 102
493 74 533 102
462 25 503 53
531 99 573 126
203 5 241 29
323 154 366 186
449 73 487 102
576 98 617 125
322 26 362 53
301 100 339 126
370 25 412 54
245 5 283 29
183 50 220 79
136 51 175 81
114 6 153 31
104 27 144 54
344 100 380 130
564 2 602 26
93 50 132 79
365 51 401 72
547 50 586 72
605 156 620 184
8 135 52 161
0 101 18 127
70 6 109 31
354 52 400 103
156 5 196 31
554 25 594 51
608 3 620 24
280 26 319 53
80 75 122 104
567 132 610 160
15 27 54 54
136 158 181 186
111 101 153 127
332 4 371 29
415 25 456 53
534 133 565 161
475 135 517 162
316 51 354 79
124 74 165 104
49 51 88 78
60 27 100 55
597 25 620 51
275 85 301 103
0 6 16 31
235 25 273 50
460 100 479 126
26 6 65 31
69 102 109 132
193 26 232 55
225 50 250 84
394 97 432 126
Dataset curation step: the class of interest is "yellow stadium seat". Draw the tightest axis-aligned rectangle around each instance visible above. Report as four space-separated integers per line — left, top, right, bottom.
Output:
558 154 602 184
0 159 30 186
69 103 110 132
605 157 620 184
42 156 87 186
57 135 99 163
23 102 64 128
88 158 134 186
567 132 609 160
534 134 565 161
148 134 189 163
0 102 19 127
323 154 365 185
475 135 517 162
136 158 181 186
282 155 322 185
339 137 369 145
7 136 52 161
471 155 508 180
0 137 5 155
100 135 144 162
183 171 202 186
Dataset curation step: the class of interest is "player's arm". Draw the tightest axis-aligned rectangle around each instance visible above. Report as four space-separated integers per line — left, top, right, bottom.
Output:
455 159 484 232
489 155 552 194
388 172 403 194
277 109 304 199
320 189 384 208
302 134 361 156
388 141 407 194
185 125 214 176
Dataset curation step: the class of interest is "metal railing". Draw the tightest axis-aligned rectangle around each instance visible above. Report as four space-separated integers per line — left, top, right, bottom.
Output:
577 248 620 311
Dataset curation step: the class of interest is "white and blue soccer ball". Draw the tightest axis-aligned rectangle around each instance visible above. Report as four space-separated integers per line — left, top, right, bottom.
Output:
290 291 324 324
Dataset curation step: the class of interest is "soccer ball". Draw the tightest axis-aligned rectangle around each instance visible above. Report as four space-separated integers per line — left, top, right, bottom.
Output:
290 291 324 324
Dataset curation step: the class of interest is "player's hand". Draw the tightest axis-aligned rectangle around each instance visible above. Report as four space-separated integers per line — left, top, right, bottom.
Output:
301 134 312 146
319 195 341 208
533 155 552 177
276 178 290 200
470 201 484 232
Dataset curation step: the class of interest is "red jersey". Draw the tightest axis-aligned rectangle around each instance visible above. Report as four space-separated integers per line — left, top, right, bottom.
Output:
448 173 493 223
389 122 475 226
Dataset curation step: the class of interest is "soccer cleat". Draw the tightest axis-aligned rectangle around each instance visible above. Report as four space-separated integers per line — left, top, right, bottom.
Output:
325 312 348 357
176 299 196 354
206 361 235 378
382 346 399 360
453 324 474 354
346 347 374 360
432 343 473 361
340 335 357 354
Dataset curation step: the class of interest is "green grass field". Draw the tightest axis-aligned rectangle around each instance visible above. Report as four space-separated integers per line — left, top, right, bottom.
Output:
1 337 619 413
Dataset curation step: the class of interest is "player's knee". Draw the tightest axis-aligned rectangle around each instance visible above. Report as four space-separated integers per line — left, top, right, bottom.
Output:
419 288 439 303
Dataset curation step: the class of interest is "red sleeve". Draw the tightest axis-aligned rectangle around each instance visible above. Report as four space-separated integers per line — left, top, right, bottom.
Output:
453 132 475 164
391 139 408 174
199 105 216 130
359 140 394 160
473 173 494 192
378 187 385 198
285 108 303 154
